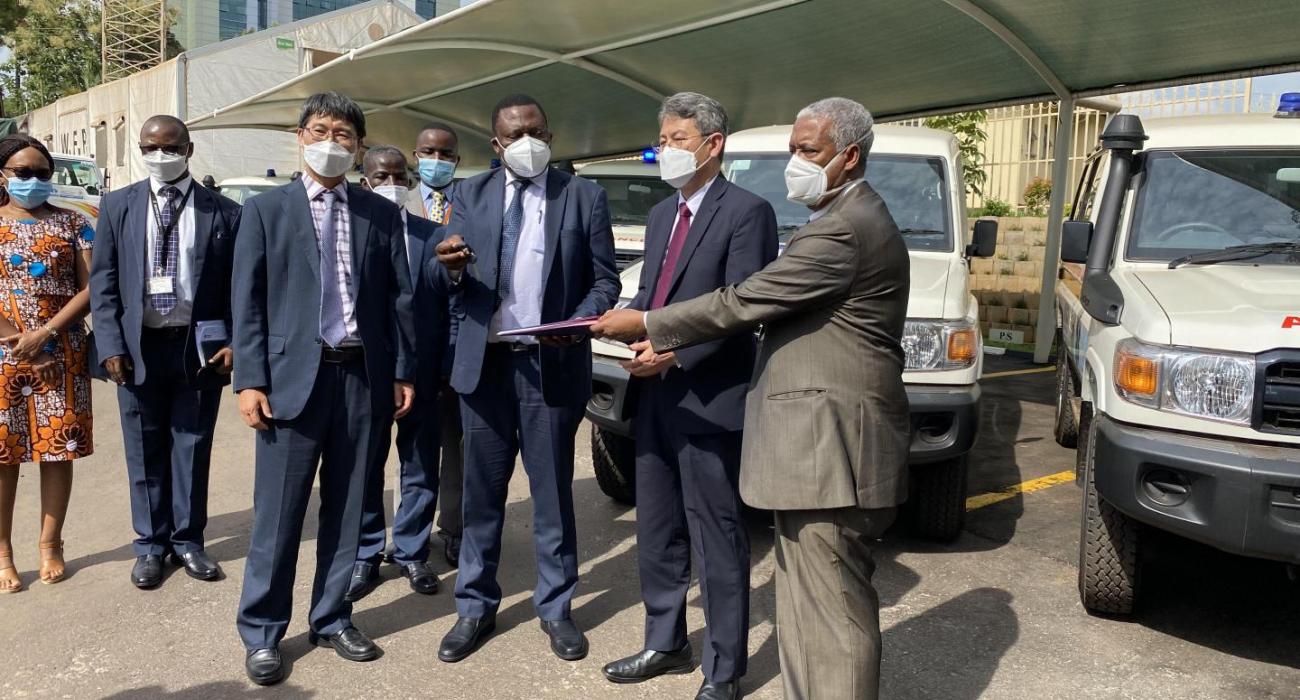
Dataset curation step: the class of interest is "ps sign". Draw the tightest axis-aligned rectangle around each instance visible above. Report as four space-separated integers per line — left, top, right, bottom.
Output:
989 328 1025 344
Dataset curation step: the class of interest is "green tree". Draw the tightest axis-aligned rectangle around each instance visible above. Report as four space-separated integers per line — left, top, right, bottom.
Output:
1 0 101 114
924 110 989 197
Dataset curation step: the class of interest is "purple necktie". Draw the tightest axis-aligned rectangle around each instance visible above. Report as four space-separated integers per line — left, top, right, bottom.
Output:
650 201 692 309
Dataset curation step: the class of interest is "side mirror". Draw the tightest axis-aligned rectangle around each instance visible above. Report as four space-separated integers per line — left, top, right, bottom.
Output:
1061 220 1094 264
965 219 997 258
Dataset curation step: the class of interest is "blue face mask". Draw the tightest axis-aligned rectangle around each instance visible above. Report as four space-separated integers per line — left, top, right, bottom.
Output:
5 177 54 209
418 158 456 189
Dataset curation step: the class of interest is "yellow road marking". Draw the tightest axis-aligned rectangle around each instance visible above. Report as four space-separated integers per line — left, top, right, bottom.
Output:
983 366 1055 379
965 470 1075 511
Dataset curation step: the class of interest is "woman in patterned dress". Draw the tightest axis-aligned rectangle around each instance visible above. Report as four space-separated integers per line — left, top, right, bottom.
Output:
0 135 95 593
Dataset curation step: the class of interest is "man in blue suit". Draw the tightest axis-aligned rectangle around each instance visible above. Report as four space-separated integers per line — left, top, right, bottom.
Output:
433 94 619 664
232 92 417 686
90 115 242 589
405 122 465 567
599 93 778 700
346 145 445 600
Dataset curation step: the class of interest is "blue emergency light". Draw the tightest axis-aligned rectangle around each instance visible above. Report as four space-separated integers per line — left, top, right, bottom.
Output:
641 148 657 164
1277 93 1300 118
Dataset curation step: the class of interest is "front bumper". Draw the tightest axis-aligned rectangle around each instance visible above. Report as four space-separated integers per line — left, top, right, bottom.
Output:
1093 415 1300 563
587 356 636 436
587 356 983 464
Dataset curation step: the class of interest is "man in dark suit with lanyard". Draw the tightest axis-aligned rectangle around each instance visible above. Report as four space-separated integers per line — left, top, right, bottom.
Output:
232 92 416 686
90 114 242 589
433 94 619 664
599 93 777 700
345 145 445 600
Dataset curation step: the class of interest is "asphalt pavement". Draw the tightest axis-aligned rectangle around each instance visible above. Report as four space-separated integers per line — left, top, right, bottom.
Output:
3 353 1299 699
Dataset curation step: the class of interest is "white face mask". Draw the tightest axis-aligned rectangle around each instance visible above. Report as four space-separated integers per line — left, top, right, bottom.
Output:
785 148 852 207
372 184 407 205
142 150 189 183
658 139 710 189
500 135 550 179
302 139 355 179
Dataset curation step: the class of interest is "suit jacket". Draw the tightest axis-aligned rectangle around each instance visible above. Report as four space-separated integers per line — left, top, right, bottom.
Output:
407 183 460 378
90 179 242 389
231 179 417 422
402 212 447 399
647 183 911 510
627 177 778 434
432 167 619 407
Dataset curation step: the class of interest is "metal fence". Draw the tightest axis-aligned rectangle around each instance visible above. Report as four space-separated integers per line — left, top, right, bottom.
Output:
890 78 1285 211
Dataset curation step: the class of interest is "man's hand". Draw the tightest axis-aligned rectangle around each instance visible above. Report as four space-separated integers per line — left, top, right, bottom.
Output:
435 234 473 272
591 309 649 343
394 381 415 419
207 347 234 375
104 355 133 386
238 388 273 430
621 339 674 378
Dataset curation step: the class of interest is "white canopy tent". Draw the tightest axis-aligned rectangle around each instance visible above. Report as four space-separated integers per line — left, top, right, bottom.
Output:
189 0 1300 362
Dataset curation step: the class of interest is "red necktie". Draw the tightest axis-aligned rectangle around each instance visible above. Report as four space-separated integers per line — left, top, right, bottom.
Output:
650 201 692 309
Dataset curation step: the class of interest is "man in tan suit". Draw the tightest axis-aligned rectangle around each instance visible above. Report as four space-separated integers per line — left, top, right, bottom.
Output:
592 97 910 700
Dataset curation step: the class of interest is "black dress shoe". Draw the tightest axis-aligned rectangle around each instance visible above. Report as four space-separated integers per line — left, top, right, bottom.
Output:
245 647 285 686
696 680 741 700
540 618 588 661
400 562 439 595
343 561 380 602
171 550 221 581
308 626 381 662
131 555 163 589
442 534 461 568
602 646 695 683
438 616 496 663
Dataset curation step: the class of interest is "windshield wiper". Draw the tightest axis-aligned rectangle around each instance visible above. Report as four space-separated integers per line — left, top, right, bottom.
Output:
900 228 945 236
1168 241 1300 269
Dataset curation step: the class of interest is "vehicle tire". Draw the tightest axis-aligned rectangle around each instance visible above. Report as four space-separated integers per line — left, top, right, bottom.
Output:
1077 416 1140 616
592 427 636 506
912 455 968 542
1054 334 1080 448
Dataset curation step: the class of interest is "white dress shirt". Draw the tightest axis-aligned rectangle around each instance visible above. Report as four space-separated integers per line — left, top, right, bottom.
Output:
661 175 717 272
491 168 548 343
808 178 864 222
143 175 197 328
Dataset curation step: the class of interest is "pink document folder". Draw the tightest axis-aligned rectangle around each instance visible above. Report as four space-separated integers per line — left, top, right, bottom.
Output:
498 316 601 337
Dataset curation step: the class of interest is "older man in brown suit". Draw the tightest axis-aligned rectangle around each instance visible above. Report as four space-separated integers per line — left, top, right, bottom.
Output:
592 96 910 700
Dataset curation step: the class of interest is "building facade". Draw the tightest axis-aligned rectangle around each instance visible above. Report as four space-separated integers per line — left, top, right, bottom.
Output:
168 0 448 50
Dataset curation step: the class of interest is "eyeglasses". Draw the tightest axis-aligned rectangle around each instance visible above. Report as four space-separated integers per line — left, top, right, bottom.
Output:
653 133 712 154
2 167 53 181
139 144 190 155
302 125 358 146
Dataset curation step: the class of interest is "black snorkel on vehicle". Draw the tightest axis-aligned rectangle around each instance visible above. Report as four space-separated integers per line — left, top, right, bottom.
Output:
1065 114 1148 325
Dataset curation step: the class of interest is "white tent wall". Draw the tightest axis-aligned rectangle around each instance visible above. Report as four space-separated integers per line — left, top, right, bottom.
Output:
18 0 422 190
183 1 423 182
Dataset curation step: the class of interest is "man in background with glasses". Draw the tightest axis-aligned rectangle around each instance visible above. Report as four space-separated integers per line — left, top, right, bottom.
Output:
599 92 777 700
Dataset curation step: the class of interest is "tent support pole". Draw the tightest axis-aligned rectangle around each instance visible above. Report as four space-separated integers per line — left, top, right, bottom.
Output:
1032 94 1075 364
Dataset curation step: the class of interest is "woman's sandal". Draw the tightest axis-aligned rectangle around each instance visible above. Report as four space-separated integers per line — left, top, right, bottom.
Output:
38 540 66 584
0 549 20 593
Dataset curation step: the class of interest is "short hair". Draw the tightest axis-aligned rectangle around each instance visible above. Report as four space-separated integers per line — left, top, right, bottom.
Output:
490 94 547 134
418 121 459 143
796 97 874 156
362 144 407 172
298 91 367 139
141 114 190 142
0 134 53 171
658 92 728 137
